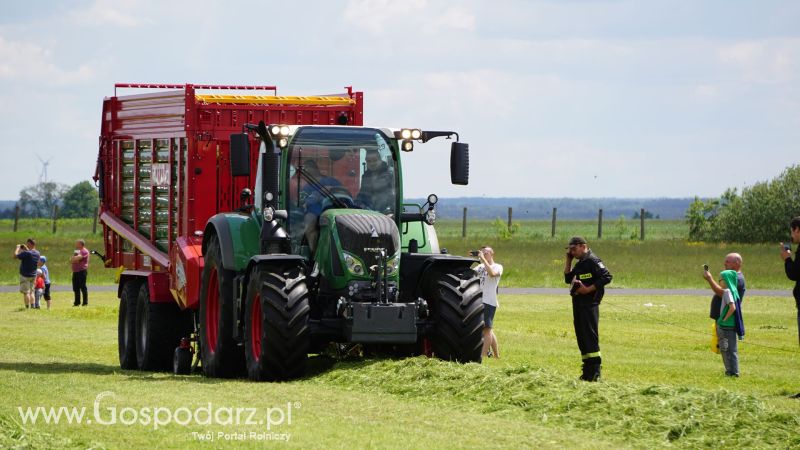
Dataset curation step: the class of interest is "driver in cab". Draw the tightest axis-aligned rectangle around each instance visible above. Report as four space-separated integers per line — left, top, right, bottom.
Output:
300 159 342 253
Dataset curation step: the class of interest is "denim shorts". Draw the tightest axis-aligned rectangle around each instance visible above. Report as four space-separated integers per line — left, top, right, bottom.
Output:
483 304 497 328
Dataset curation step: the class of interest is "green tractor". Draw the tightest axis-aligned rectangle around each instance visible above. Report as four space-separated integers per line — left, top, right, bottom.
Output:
198 122 483 380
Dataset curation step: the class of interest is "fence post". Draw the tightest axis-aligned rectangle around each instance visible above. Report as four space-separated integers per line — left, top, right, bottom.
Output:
551 207 557 238
462 207 467 238
13 204 20 232
507 207 513 233
52 205 59 234
92 207 99 234
640 208 645 241
598 208 603 239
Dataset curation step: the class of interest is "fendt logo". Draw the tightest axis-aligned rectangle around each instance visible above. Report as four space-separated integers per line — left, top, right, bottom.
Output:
152 163 170 187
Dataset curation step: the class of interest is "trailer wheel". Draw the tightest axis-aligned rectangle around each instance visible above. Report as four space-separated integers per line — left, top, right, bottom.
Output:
118 280 140 370
135 284 192 371
425 272 484 363
244 265 310 381
199 235 245 378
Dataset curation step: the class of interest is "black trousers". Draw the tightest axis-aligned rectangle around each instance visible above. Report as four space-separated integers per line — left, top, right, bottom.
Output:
72 270 88 305
572 299 601 365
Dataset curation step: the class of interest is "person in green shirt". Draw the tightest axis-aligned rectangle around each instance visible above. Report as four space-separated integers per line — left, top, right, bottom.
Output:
715 270 740 376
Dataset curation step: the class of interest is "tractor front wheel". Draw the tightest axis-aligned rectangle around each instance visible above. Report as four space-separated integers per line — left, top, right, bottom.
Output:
425 271 484 363
244 265 310 381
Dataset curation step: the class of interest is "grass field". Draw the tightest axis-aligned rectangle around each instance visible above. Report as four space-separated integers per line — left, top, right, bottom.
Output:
1 291 798 448
0 218 792 289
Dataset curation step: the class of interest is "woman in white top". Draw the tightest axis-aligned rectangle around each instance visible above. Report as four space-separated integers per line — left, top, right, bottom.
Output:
475 247 503 358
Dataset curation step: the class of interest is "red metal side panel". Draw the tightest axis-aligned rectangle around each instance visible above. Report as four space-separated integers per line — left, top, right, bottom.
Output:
97 84 364 304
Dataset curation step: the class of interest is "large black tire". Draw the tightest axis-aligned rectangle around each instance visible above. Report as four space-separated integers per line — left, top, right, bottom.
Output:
135 284 193 371
199 235 245 378
244 265 310 381
425 272 484 363
118 281 140 370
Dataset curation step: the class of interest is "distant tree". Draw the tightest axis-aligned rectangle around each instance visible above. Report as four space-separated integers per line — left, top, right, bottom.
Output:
61 181 99 218
632 210 655 219
18 182 68 218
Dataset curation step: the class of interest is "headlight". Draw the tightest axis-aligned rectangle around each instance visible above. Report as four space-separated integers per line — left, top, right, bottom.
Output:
344 252 365 276
263 206 274 222
386 253 400 275
424 208 436 225
410 129 421 139
401 139 414 152
278 138 288 148
400 129 412 139
279 125 290 136
270 125 281 136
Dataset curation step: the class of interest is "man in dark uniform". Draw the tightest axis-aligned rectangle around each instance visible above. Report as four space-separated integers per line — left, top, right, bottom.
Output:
564 236 612 381
781 216 800 347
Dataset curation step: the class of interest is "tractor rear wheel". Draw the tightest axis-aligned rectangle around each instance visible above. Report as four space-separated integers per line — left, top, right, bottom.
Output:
118 280 140 370
199 235 245 378
135 284 192 371
244 265 310 381
425 271 484 363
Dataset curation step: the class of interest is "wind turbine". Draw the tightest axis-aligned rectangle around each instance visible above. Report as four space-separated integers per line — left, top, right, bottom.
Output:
36 154 51 184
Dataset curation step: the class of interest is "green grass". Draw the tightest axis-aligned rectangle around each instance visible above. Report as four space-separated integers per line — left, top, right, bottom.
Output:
0 218 110 286
0 218 792 289
1 292 798 448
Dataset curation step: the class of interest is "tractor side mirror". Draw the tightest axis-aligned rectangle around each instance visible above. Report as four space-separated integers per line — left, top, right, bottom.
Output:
230 133 250 177
450 142 469 185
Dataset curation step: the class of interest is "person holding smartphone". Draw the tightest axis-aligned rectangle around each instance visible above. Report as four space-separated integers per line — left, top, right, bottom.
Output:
564 237 612 381
703 253 746 340
473 247 503 359
780 216 800 347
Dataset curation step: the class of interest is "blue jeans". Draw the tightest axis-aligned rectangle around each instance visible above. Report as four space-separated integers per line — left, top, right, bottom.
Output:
717 325 739 376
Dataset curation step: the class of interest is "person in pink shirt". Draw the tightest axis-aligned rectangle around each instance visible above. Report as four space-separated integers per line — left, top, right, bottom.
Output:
70 239 90 306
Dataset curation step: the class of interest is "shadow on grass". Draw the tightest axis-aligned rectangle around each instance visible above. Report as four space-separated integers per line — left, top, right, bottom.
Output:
0 354 411 384
0 361 121 376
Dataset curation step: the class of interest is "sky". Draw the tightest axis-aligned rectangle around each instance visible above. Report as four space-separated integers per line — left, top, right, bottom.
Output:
0 0 798 200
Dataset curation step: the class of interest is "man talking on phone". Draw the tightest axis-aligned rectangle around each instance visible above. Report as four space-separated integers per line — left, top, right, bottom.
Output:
564 237 612 381
781 216 800 347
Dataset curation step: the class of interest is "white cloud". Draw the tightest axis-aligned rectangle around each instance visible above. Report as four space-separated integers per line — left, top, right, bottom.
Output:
718 38 800 84
343 0 475 35
69 0 154 27
0 36 95 85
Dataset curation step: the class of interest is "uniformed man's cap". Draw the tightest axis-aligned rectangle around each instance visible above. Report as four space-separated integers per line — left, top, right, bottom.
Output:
566 236 588 248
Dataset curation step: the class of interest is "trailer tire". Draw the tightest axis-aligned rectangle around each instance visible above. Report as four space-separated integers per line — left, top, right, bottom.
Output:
244 265 310 381
199 235 245 378
425 272 484 363
135 284 192 371
118 281 140 370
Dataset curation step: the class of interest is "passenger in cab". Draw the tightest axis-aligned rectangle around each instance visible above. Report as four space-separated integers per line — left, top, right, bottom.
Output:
357 149 394 213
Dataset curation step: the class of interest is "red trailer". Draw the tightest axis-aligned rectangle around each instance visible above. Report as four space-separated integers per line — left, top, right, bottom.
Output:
94 83 363 370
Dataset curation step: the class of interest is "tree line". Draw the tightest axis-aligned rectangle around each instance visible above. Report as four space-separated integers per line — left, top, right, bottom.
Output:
686 165 800 243
0 180 99 219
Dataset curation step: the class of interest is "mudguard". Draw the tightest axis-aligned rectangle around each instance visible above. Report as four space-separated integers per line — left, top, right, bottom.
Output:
203 213 261 272
398 253 477 303
238 254 308 322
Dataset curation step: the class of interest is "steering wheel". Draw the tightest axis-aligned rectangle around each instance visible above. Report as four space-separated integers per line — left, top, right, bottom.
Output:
321 186 357 212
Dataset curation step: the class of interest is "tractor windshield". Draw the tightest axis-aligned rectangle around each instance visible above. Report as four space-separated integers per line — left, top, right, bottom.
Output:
286 127 399 250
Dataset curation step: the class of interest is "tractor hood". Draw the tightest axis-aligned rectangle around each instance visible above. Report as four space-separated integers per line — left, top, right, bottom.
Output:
318 209 400 289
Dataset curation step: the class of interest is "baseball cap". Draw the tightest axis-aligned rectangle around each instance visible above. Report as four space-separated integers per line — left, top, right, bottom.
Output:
39 255 47 263
566 236 588 248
